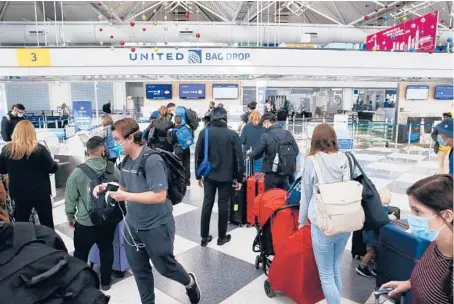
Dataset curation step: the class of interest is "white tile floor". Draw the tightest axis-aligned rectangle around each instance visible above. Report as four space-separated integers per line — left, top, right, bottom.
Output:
366 162 413 173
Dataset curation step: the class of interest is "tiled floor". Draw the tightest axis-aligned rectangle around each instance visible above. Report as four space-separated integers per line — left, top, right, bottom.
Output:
50 145 439 304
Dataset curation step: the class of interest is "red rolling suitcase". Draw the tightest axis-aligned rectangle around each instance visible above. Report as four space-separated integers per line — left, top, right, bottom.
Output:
246 173 265 226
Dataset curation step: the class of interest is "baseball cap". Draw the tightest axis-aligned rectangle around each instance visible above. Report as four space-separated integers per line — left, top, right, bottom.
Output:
261 113 277 124
435 118 453 138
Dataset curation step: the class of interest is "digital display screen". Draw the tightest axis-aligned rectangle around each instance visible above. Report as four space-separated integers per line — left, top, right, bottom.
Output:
145 84 172 99
179 84 206 99
434 86 454 100
213 84 239 99
406 85 429 100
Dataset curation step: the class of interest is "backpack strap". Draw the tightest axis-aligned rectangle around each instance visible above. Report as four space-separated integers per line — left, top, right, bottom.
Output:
311 155 326 185
78 164 100 183
105 161 115 175
203 128 209 161
267 130 281 157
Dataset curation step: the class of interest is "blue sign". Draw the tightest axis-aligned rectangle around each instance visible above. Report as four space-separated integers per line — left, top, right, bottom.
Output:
385 89 397 95
179 84 206 99
72 101 93 132
145 84 172 99
434 86 454 100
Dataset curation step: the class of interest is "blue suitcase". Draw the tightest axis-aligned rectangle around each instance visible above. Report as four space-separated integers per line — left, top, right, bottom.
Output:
376 220 431 303
88 221 130 274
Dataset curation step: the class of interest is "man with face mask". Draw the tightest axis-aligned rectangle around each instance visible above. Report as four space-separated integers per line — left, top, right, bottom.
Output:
93 118 201 304
248 113 299 190
1 104 25 142
434 118 453 175
65 136 119 291
431 113 452 174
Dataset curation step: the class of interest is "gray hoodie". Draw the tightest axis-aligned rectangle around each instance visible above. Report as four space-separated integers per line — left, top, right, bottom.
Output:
298 152 361 225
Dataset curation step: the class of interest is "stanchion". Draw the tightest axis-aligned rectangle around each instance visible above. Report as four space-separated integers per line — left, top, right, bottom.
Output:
428 124 434 161
407 123 412 150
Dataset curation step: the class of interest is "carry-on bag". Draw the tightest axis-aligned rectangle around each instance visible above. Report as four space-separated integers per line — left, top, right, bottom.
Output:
266 225 324 303
89 221 130 274
376 220 430 304
246 158 265 226
229 182 247 226
374 288 405 304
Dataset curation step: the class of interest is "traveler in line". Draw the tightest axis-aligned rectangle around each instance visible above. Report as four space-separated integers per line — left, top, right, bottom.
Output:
102 115 122 164
204 101 215 126
167 102 176 121
168 115 191 186
65 136 118 291
93 118 201 304
102 100 112 114
195 108 245 247
382 175 453 304
248 113 299 190
238 101 257 132
145 105 174 152
298 124 361 304
1 104 25 142
0 120 58 229
431 112 452 174
240 110 265 173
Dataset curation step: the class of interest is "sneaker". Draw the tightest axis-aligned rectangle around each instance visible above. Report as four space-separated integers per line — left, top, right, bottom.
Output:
371 268 377 276
217 234 232 246
101 284 111 291
356 266 373 278
201 235 213 247
186 273 201 304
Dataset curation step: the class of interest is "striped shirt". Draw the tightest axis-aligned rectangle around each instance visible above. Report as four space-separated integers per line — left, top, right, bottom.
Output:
411 242 453 304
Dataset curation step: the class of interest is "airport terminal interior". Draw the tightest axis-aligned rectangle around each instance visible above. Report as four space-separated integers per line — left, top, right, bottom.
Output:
0 1 453 304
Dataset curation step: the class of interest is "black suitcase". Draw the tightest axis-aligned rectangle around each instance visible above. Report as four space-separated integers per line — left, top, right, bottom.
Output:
229 183 247 226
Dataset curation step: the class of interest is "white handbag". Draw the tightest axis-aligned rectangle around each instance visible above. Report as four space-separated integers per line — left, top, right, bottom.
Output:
311 154 365 236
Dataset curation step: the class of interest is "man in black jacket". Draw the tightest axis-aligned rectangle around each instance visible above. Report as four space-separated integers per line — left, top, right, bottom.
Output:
1 104 25 142
102 100 112 114
195 108 245 247
248 113 299 190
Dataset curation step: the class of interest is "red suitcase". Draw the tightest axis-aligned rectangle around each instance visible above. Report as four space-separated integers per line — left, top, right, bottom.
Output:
246 173 265 225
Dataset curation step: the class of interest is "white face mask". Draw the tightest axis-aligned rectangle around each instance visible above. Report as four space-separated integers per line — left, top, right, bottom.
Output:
17 113 24 118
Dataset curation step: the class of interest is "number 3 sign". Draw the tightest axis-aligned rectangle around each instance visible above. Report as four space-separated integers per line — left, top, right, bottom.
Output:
16 49 51 67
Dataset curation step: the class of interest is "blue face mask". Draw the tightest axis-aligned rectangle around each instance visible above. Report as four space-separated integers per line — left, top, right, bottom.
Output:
407 214 445 242
437 135 448 146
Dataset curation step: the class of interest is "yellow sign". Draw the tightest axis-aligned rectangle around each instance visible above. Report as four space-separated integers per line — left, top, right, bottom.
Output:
16 49 51 67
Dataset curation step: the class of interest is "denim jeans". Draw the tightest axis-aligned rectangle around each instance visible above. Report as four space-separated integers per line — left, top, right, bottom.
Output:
311 224 350 304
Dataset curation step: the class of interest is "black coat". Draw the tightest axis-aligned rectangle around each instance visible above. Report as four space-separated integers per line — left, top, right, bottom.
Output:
195 120 245 182
1 113 25 142
145 118 174 152
250 124 299 174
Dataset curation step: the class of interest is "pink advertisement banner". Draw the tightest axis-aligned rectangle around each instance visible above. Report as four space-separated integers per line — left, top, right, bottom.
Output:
366 11 438 52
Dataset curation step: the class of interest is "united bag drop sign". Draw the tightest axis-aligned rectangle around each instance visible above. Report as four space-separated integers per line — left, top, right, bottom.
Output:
129 49 251 64
366 11 438 52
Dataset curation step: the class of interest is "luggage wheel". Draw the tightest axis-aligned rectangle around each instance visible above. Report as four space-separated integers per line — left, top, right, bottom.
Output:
246 223 251 228
264 279 276 298
255 255 261 269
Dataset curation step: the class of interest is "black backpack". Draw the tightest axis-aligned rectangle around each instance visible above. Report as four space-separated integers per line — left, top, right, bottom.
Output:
0 222 110 304
121 148 186 205
268 131 297 176
186 108 200 131
78 162 125 226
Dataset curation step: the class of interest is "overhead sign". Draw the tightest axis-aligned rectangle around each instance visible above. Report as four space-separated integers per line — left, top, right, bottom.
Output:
72 101 93 131
212 84 239 100
16 48 51 67
179 84 205 99
434 86 454 100
129 49 251 64
145 84 172 99
366 11 438 52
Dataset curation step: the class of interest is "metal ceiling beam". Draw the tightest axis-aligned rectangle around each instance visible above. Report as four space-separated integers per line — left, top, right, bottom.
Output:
194 1 231 23
332 1 346 24
232 1 244 22
128 1 163 21
0 1 10 21
89 3 112 22
245 1 275 23
99 1 121 22
349 1 402 25
296 2 344 25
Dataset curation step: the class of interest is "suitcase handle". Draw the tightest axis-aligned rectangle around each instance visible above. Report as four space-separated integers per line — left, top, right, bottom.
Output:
20 258 68 287
374 289 406 304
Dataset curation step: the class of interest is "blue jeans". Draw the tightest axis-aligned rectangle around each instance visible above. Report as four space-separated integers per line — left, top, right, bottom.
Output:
311 224 350 304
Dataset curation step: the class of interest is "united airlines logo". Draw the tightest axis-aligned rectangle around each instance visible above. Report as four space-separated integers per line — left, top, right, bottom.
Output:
188 49 202 64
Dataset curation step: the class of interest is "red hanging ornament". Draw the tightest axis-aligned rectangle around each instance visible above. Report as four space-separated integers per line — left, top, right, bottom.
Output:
364 15 370 21
120 40 125 46
164 41 168 45
120 16 124 20
142 27 146 32
428 49 434 54
184 12 189 18
110 34 114 39
375 8 379 12
130 21 135 27
440 20 445 24
450 26 453 29
195 33 201 38
99 28 103 32
97 2 102 6
384 4 388 8
130 47 136 52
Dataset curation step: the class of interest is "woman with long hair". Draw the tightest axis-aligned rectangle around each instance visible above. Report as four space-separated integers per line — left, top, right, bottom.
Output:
145 105 174 152
298 123 360 304
102 115 122 164
382 174 453 303
240 110 265 173
0 120 58 229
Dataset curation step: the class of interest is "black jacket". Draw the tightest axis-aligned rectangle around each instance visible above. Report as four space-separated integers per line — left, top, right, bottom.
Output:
0 144 59 200
195 120 245 182
250 124 299 174
102 103 111 114
145 118 174 152
1 113 25 142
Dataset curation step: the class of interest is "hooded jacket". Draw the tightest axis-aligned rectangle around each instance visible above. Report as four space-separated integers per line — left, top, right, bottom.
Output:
65 158 120 226
240 123 265 155
1 112 25 142
298 152 361 226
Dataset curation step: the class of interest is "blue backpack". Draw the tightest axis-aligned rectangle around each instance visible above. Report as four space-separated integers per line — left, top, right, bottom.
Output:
175 125 194 150
196 128 212 178
175 106 187 125
286 176 302 205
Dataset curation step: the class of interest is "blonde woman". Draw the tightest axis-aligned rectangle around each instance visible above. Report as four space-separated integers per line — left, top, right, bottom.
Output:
240 110 265 173
0 120 58 229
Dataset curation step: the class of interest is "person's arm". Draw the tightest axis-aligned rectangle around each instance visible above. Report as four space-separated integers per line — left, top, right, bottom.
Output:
0 151 7 175
431 129 438 142
250 133 267 160
240 125 247 145
194 129 205 180
232 132 245 182
64 172 79 222
1 117 10 142
299 157 314 225
38 145 59 174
